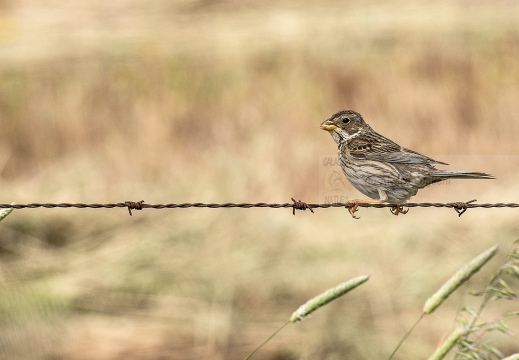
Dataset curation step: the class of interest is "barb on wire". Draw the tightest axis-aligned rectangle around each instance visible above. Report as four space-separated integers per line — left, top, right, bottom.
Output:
451 199 477 217
0 199 518 218
125 200 145 216
291 198 314 215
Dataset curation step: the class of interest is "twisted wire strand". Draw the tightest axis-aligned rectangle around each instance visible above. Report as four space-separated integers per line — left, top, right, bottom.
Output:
0 198 518 217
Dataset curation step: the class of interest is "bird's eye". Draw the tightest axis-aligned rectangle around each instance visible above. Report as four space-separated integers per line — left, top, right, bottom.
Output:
342 118 350 124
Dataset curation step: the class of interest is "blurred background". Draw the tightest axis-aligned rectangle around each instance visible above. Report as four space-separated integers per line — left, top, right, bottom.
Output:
1 0 519 359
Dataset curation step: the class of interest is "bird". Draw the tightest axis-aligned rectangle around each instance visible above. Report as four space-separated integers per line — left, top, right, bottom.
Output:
320 110 494 218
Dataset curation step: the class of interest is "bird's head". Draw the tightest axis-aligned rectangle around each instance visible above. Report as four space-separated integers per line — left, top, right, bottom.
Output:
320 110 366 144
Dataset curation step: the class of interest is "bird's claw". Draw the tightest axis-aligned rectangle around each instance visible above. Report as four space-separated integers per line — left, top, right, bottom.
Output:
346 200 361 219
390 205 409 216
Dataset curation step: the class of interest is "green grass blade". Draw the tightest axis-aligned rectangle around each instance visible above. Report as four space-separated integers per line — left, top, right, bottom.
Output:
0 204 14 222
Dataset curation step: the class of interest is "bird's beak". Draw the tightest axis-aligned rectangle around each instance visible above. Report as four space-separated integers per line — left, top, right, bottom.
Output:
320 120 336 132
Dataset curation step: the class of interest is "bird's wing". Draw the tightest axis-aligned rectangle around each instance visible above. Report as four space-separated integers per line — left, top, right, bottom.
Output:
348 132 448 165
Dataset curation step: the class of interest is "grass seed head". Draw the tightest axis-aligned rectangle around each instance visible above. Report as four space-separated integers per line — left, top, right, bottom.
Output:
423 245 499 315
290 274 369 323
426 327 466 360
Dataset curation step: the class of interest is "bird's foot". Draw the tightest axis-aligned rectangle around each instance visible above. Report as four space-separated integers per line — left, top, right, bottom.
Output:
346 199 383 219
346 200 361 219
390 205 409 216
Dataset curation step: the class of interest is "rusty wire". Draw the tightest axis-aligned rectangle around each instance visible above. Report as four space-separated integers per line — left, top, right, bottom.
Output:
0 198 518 217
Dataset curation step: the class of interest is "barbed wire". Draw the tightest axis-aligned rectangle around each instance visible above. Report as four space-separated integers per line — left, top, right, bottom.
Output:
1 199 519 217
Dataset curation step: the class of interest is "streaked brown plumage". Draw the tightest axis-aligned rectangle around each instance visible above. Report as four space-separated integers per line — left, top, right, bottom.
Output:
321 110 493 215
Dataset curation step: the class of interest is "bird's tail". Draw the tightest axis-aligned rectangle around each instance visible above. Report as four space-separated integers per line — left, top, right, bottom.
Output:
433 171 495 180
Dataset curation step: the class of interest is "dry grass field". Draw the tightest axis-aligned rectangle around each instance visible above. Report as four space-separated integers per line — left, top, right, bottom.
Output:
1 1 519 359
